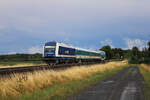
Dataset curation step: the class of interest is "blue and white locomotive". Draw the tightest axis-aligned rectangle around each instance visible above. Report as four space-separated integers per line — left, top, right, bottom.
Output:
43 41 106 64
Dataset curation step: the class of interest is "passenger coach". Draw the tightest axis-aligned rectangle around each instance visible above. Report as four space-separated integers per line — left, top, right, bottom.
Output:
43 41 106 64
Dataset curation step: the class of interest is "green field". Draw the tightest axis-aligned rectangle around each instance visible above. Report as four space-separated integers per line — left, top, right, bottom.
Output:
0 61 45 67
0 54 44 67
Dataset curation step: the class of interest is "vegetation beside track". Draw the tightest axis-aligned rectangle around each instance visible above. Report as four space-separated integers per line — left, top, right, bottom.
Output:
0 53 44 67
0 53 42 61
0 61 45 68
0 61 128 100
139 64 150 100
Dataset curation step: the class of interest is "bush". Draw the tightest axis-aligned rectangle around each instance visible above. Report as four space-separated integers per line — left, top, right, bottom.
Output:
128 56 140 64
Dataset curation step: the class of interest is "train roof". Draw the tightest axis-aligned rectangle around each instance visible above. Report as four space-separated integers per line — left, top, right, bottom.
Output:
57 42 75 49
75 47 104 54
45 41 105 54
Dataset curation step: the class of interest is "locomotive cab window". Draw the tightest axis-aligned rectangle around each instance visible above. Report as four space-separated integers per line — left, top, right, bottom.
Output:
45 48 55 52
44 47 56 56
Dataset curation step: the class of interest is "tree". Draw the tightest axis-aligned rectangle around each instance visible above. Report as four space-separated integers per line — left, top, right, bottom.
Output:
123 49 132 59
128 46 141 64
132 46 139 57
148 41 150 49
100 45 112 59
112 48 123 59
148 41 150 57
141 47 148 57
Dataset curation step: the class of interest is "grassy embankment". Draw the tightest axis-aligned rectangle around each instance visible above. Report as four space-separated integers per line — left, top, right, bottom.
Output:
0 61 128 100
0 61 45 68
139 64 150 100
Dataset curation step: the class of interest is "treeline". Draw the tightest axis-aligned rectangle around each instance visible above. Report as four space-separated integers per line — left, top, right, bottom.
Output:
100 41 150 64
0 53 43 61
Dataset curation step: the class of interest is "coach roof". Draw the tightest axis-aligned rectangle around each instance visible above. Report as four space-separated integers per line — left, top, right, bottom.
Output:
46 41 104 54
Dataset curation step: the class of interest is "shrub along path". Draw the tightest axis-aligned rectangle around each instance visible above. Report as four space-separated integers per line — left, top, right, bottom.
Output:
67 66 145 100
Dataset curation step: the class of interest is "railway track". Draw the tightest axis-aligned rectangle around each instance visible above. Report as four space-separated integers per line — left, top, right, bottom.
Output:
0 62 101 76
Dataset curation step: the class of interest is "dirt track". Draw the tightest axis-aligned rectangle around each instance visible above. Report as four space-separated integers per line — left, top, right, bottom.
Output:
67 66 145 100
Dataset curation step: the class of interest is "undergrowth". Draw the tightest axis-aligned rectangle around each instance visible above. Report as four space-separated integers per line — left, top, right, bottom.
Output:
0 61 128 100
139 64 150 100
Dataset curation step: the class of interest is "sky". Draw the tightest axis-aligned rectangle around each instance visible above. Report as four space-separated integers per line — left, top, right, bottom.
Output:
0 0 150 54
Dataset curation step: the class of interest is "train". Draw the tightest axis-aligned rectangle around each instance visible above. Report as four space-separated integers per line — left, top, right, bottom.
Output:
43 41 106 65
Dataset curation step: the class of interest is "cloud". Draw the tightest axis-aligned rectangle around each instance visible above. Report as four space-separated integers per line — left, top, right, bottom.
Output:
100 39 114 48
7 52 17 55
27 46 43 54
0 0 150 54
124 38 147 50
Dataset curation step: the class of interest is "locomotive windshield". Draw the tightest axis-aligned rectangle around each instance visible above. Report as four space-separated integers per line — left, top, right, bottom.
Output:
44 47 56 57
45 48 55 53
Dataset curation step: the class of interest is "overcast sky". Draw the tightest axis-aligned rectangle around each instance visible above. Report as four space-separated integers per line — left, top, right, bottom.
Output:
0 0 150 54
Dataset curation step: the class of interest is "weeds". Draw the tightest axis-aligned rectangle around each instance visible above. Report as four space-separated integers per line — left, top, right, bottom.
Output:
0 61 128 100
139 64 150 100
0 61 45 68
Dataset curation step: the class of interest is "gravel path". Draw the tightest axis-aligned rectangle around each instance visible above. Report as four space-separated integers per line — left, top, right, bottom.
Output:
67 66 145 100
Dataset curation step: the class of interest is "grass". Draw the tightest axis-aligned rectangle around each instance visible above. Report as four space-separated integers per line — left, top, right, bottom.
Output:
139 64 150 100
19 68 124 100
0 61 128 100
0 61 45 68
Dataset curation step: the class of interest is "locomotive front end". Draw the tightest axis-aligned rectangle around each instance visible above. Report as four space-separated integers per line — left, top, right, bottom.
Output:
44 46 56 57
43 41 57 63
